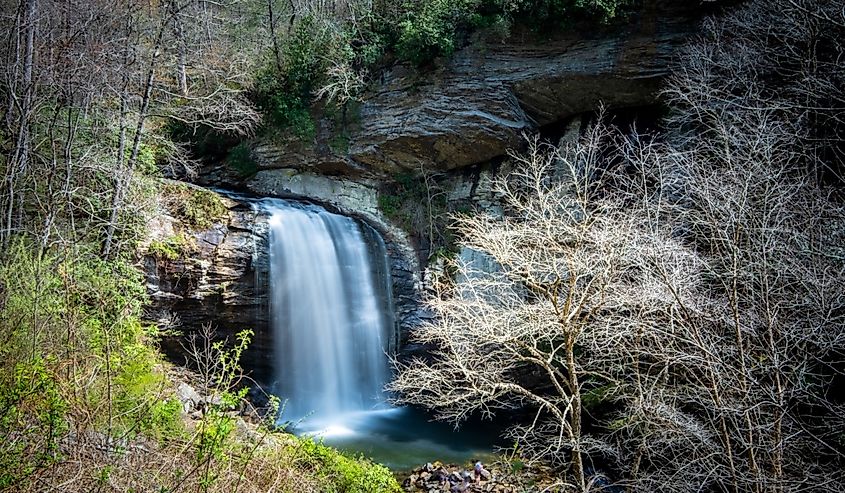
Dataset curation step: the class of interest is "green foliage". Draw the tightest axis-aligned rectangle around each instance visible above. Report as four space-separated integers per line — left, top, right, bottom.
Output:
0 238 174 488
501 0 629 28
377 193 403 218
378 171 456 257
69 252 147 338
225 142 259 177
0 243 66 361
574 0 628 21
193 329 253 492
163 183 228 230
378 172 426 225
0 358 68 489
358 32 388 67
196 409 237 490
182 190 228 230
148 240 174 261
253 69 316 140
144 398 185 441
391 0 629 65
253 16 335 140
246 0 632 147
214 329 252 398
396 0 479 65
95 465 114 485
135 138 162 176
110 341 182 438
148 233 193 261
148 239 179 261
293 438 401 493
580 382 615 411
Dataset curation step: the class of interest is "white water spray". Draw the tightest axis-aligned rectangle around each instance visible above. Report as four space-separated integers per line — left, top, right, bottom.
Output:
264 200 392 428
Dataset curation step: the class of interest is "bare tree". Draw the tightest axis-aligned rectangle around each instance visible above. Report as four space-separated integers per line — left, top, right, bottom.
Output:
600 3 845 491
389 122 664 491
1 0 39 247
391 3 845 491
101 0 260 257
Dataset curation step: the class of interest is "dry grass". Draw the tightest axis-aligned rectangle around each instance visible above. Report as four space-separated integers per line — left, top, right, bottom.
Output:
21 425 326 493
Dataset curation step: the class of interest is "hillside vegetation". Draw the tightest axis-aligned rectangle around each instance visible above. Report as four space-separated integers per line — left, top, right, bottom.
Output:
391 0 845 491
2 0 843 492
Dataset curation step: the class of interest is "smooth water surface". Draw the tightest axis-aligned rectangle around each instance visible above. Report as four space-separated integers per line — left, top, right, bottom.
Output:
297 407 502 470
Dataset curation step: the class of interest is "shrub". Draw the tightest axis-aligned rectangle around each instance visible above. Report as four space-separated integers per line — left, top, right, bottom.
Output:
510 0 629 27
391 0 630 65
226 142 259 177
148 235 187 261
0 358 68 489
143 398 185 441
253 73 316 141
395 0 479 65
0 239 169 489
252 16 335 141
377 171 455 258
294 438 401 493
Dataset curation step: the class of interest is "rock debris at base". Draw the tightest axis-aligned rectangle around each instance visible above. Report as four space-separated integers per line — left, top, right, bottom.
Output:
401 461 527 493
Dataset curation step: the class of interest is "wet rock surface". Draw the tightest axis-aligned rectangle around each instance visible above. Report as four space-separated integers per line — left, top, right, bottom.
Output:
142 191 275 384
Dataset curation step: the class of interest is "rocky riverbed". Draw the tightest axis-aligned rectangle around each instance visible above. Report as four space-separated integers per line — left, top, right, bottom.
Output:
401 460 564 493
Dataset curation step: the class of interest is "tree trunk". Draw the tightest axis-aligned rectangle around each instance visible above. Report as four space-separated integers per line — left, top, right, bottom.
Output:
3 0 37 247
173 13 188 96
102 9 168 257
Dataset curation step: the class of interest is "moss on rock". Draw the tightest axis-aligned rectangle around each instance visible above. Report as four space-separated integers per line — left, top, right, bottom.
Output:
162 183 228 230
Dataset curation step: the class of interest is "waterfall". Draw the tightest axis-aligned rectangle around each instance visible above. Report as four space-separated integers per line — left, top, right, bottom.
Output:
265 200 393 428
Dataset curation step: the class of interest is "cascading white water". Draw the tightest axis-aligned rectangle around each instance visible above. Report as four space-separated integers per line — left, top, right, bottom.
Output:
265 200 392 429
206 193 498 469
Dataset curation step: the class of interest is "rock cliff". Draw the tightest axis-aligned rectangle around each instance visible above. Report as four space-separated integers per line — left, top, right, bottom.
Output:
142 191 275 382
152 2 709 364
142 185 425 383
199 1 703 196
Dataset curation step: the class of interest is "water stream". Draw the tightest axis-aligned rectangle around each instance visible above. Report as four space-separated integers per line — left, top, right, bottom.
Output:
255 197 498 469
266 200 392 426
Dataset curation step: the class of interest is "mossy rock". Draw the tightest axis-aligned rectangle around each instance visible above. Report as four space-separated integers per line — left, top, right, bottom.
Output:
162 183 228 230
148 233 194 261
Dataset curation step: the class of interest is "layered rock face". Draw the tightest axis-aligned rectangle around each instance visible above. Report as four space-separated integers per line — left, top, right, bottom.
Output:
193 2 705 284
142 189 424 383
143 194 275 383
349 2 695 175
153 3 708 363
199 2 702 202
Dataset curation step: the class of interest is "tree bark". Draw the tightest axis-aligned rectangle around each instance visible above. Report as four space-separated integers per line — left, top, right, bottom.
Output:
3 0 37 247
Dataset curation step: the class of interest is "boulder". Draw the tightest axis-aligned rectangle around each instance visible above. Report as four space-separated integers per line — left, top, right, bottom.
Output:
175 382 202 413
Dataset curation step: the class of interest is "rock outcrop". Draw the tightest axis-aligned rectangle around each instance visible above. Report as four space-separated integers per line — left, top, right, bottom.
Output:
196 2 703 192
142 190 275 383
353 2 702 174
